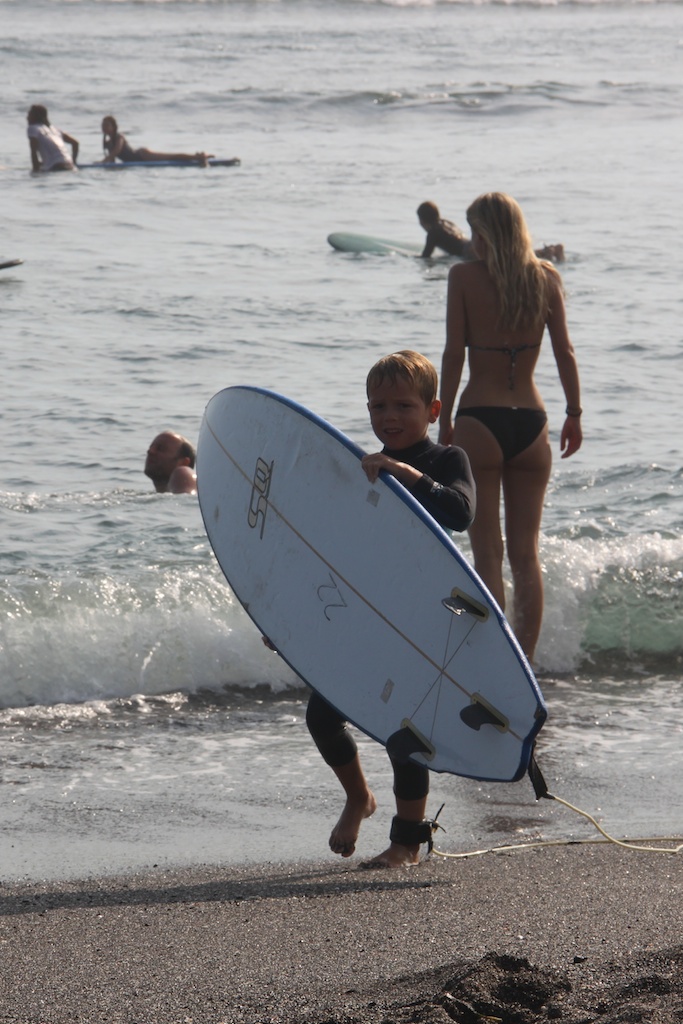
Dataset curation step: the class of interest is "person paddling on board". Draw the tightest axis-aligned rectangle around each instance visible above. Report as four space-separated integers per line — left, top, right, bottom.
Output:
417 201 565 263
27 105 79 172
144 431 197 494
417 202 474 260
302 351 475 868
99 116 212 167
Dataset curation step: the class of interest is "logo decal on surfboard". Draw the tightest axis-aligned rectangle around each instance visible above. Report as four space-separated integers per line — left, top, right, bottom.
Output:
248 457 274 538
317 573 348 621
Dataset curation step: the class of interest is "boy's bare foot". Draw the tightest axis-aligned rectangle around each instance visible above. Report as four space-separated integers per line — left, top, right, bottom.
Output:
361 842 421 869
329 791 377 858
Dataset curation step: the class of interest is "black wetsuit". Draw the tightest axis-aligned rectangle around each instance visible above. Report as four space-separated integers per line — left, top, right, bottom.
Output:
306 437 476 801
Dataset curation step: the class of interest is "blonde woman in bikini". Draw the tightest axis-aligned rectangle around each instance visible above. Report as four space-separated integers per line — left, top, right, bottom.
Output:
438 192 582 662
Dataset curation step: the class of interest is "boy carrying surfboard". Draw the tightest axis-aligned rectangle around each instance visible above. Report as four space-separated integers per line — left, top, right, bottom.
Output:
305 350 476 868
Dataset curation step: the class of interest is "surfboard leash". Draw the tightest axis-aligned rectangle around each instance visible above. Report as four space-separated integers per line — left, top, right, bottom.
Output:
390 803 447 854
430 751 683 861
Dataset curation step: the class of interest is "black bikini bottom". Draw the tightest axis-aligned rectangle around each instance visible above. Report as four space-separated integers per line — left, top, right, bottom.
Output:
455 406 548 462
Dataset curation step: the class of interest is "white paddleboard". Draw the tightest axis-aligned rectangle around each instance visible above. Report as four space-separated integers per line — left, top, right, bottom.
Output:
198 386 546 783
327 232 423 257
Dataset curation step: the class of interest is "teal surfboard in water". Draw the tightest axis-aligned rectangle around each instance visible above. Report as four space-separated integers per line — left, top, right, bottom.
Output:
327 232 423 256
198 385 547 783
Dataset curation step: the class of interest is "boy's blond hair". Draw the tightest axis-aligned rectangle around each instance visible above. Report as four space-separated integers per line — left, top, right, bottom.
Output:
366 350 438 406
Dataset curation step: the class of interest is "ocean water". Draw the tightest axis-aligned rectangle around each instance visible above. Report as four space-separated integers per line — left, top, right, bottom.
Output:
1 0 682 882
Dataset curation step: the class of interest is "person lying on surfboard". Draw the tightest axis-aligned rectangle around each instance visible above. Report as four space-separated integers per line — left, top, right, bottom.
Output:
144 431 197 494
417 201 564 263
99 116 213 167
307 350 476 869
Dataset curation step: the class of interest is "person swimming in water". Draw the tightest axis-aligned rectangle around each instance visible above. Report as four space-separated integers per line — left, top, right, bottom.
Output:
100 116 212 166
417 201 564 263
26 105 79 172
144 431 197 494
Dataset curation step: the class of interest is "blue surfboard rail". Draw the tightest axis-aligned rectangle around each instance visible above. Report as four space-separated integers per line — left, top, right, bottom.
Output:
76 157 241 170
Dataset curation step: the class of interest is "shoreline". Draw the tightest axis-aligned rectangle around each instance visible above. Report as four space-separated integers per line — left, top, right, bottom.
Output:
2 846 681 1023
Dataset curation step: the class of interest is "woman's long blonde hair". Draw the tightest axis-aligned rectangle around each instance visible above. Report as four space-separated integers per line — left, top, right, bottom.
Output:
466 192 560 331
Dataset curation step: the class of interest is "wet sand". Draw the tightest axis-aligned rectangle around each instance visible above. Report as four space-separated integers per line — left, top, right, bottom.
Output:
1 845 682 1023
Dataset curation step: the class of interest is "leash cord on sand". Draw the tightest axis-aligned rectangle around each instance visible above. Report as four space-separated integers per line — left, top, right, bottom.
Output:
431 791 683 860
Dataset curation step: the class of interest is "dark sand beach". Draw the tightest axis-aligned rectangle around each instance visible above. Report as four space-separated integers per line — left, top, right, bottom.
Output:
1 845 682 1023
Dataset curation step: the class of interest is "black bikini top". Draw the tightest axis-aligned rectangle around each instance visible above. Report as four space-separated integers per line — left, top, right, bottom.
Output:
467 340 542 390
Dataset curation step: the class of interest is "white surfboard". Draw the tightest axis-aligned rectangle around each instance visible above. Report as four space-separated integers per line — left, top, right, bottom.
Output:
198 386 546 783
0 258 23 271
327 232 423 257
